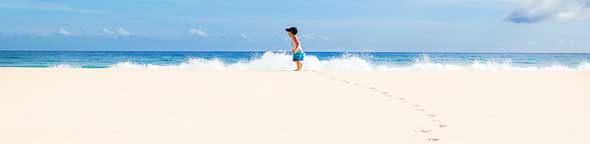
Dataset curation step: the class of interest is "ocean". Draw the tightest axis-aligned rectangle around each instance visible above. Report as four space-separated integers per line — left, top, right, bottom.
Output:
1 51 589 71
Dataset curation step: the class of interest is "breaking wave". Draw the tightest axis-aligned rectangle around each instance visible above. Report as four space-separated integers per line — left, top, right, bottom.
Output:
108 52 590 72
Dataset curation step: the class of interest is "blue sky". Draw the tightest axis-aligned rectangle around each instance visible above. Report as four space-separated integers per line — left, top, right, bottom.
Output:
0 0 589 52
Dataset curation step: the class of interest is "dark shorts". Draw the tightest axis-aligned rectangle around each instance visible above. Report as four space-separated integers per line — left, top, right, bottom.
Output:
293 51 304 61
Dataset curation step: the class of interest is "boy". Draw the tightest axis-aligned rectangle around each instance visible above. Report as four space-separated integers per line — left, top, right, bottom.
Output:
286 27 304 71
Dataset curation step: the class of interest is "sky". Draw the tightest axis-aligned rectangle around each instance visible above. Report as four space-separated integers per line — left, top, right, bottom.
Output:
0 0 589 52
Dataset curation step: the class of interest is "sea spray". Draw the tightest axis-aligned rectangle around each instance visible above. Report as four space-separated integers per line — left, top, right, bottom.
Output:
106 52 590 71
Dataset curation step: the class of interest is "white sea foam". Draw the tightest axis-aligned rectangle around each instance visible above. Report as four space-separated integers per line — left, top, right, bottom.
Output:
51 64 76 68
107 52 589 72
578 61 590 71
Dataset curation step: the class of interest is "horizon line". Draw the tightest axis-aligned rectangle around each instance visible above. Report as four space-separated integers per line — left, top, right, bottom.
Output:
1 50 589 54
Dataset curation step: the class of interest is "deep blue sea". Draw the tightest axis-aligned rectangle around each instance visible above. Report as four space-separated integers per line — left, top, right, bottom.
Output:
1 51 589 71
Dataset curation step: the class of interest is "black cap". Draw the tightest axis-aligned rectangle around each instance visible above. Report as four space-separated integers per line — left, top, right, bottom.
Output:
285 27 298 35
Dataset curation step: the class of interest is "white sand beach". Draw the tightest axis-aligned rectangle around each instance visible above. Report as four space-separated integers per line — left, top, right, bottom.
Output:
0 68 588 144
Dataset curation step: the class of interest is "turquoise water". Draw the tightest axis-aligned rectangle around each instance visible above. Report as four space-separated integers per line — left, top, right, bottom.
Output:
1 51 589 71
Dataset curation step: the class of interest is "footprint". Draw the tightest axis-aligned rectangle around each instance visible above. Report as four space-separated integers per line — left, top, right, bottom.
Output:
427 138 440 142
413 105 421 107
427 114 436 118
381 92 389 95
416 108 425 111
420 130 432 133
438 124 447 128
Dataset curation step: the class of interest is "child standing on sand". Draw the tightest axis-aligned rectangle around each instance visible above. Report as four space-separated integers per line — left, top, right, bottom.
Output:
286 27 304 71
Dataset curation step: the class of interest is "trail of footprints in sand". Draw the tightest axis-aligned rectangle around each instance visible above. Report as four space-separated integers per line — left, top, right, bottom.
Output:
311 71 447 143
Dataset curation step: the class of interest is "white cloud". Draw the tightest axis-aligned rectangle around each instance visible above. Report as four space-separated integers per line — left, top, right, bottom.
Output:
116 28 132 37
240 32 248 39
0 1 103 14
102 28 133 37
301 33 329 40
505 0 590 23
56 28 70 35
189 28 208 37
102 28 115 35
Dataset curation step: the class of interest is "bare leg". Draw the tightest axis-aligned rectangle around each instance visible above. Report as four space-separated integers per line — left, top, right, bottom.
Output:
296 61 302 71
